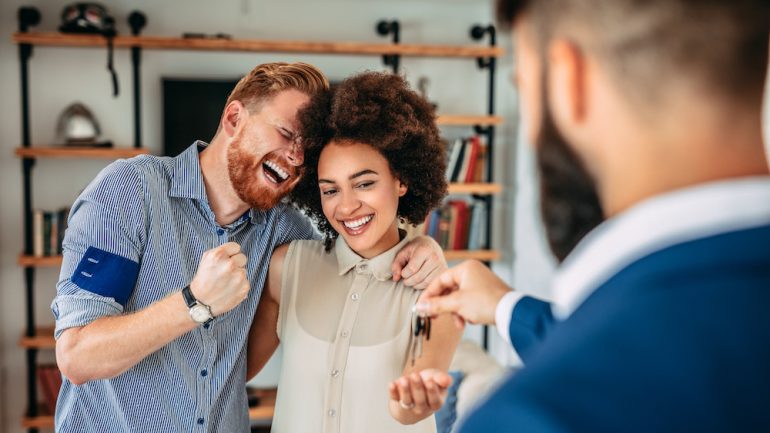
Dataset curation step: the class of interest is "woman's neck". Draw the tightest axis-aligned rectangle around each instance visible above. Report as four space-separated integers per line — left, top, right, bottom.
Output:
353 224 403 259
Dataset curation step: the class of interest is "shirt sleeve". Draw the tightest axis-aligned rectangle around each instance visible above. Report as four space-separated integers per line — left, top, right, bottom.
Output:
51 160 146 339
275 205 319 245
495 293 556 364
495 291 527 345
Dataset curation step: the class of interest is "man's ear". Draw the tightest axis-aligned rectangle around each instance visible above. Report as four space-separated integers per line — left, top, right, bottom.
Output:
398 182 408 197
221 100 246 138
547 39 587 129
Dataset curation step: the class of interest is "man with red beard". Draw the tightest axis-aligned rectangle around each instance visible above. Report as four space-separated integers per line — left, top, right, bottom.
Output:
51 62 446 433
418 0 770 432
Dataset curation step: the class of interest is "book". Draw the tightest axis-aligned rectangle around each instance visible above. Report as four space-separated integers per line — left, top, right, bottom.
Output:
445 138 463 181
449 138 467 182
37 364 62 414
42 212 52 256
57 207 69 254
473 139 488 183
463 136 481 183
33 210 44 257
50 212 59 257
468 199 488 250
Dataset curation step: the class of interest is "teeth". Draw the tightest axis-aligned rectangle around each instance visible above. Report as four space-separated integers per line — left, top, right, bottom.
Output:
343 215 373 229
264 160 289 180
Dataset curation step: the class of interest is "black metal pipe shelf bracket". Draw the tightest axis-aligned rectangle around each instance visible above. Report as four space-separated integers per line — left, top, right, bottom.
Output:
128 11 147 149
376 19 400 74
470 23 497 351
18 6 42 430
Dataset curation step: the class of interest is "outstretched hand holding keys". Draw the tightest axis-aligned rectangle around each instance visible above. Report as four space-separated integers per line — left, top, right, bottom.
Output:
415 260 513 328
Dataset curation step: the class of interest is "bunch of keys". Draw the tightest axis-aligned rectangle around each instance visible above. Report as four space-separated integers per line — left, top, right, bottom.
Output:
410 305 432 366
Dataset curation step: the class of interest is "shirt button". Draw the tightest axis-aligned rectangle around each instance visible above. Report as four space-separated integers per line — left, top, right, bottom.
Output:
359 263 368 270
200 369 208 377
328 409 336 417
341 330 349 338
331 369 340 377
197 418 204 425
216 228 224 235
351 293 360 301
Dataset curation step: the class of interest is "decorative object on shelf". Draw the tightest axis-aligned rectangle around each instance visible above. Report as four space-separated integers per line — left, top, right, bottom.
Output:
59 2 119 96
55 102 113 147
59 3 111 33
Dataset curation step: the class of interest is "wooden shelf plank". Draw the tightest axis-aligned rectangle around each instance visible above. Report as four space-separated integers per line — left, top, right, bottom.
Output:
22 405 54 429
436 115 502 126
447 183 502 195
19 327 56 349
18 255 63 267
248 405 275 421
15 146 149 159
22 403 274 427
13 32 503 58
444 250 500 261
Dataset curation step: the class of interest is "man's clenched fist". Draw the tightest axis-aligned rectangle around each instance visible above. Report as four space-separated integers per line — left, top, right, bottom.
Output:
189 242 249 316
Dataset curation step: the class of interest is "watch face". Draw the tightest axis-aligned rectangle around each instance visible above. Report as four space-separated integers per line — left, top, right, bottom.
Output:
190 304 212 323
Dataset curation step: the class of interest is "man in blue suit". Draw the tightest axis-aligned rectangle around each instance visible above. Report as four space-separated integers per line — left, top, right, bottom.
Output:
418 0 770 431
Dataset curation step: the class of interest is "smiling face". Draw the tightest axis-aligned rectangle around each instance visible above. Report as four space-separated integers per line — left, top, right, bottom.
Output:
227 89 309 210
317 141 407 259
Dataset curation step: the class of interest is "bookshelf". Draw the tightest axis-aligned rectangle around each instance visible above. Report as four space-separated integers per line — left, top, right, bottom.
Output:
14 7 502 431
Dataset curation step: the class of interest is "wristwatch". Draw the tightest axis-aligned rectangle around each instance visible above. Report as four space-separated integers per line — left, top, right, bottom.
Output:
182 285 214 326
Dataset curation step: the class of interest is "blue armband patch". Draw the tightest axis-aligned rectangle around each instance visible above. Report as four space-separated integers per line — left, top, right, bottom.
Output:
71 246 140 306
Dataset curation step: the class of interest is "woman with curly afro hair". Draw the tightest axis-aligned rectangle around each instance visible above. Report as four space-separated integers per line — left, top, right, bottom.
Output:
246 71 462 433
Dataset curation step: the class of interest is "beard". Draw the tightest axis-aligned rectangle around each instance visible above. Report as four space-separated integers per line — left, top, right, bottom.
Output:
227 133 293 211
535 100 604 263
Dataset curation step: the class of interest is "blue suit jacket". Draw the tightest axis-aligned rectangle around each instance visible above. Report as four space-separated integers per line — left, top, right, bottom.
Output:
460 225 770 432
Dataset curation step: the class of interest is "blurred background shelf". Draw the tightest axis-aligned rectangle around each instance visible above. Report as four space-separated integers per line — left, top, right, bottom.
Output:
15 147 149 159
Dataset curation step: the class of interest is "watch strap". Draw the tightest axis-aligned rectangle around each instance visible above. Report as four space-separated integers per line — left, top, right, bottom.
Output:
181 285 197 308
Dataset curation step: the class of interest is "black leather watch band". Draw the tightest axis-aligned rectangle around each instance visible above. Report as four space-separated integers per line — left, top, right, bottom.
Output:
181 285 197 308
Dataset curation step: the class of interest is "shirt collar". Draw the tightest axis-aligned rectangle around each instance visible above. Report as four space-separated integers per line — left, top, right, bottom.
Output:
551 177 770 320
169 141 208 201
335 230 409 281
170 141 266 226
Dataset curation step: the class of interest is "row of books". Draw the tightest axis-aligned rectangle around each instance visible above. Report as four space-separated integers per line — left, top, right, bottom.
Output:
32 208 70 257
445 135 488 183
37 364 63 414
423 199 488 251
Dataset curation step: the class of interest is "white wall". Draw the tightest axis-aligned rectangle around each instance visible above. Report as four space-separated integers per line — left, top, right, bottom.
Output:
0 1 535 431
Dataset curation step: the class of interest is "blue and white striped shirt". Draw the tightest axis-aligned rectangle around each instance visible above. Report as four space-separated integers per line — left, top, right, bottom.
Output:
51 142 315 432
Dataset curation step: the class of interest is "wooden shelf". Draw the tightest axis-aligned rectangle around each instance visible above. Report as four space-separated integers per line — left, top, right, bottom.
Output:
447 183 502 195
15 146 149 159
436 115 502 126
249 405 275 421
444 250 500 261
18 255 63 267
13 32 504 59
19 327 55 349
22 405 54 429
22 402 274 428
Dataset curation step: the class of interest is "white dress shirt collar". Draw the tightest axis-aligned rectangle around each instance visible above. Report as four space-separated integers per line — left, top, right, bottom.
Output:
551 177 770 320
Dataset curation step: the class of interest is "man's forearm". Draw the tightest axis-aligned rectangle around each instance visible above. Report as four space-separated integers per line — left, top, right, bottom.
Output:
56 290 197 385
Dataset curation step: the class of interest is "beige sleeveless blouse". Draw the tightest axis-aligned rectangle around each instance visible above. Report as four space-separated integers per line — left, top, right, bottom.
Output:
271 236 437 433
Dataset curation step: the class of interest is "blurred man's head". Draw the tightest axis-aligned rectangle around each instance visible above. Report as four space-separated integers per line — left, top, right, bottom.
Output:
498 0 770 261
